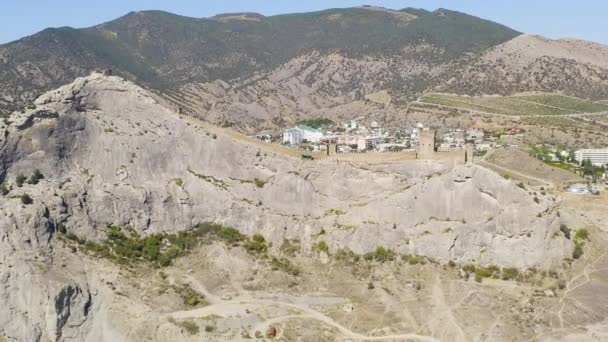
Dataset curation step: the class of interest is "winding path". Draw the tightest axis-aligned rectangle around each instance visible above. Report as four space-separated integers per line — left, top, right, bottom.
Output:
162 275 439 341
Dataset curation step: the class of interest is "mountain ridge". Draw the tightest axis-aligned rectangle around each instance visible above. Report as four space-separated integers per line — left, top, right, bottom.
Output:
2 6 607 129
0 6 520 117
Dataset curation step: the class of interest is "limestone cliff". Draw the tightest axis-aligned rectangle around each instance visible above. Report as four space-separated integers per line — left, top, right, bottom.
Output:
0 73 572 340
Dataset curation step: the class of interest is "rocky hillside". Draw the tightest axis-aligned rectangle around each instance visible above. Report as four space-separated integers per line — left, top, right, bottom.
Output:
442 34 608 99
0 73 575 340
0 7 520 119
3 7 608 129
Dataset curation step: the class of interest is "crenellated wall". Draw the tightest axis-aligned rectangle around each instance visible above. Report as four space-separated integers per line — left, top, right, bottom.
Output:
180 113 469 165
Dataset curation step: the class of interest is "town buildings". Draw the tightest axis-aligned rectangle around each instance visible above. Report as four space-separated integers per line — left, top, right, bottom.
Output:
277 121 521 155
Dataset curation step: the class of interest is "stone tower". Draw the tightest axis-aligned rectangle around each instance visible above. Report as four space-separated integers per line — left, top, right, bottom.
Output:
417 129 436 159
465 144 474 164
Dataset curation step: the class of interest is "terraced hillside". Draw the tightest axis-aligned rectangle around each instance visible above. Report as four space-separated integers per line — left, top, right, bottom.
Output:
419 93 608 116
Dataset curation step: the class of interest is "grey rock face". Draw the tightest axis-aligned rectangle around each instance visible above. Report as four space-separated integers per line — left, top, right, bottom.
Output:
0 73 571 340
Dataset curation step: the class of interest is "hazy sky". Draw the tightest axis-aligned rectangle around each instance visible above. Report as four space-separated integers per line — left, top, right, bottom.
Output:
1 0 607 45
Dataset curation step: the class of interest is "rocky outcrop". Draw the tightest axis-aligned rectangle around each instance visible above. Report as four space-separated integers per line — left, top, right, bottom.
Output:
0 73 572 340
47 285 93 341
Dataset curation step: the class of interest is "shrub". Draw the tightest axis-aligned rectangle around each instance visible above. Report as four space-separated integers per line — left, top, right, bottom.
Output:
402 254 426 265
219 226 245 243
20 193 33 205
244 234 268 256
0 182 9 195
173 284 206 307
501 267 519 280
172 319 199 335
173 178 184 187
15 174 26 187
364 246 396 262
270 257 300 276
335 248 360 263
205 325 215 332
533 197 540 204
462 264 476 273
28 169 44 185
314 241 329 253
474 267 494 279
254 178 267 188
517 182 525 189
280 239 300 256
560 224 571 240
324 208 346 216
575 228 589 241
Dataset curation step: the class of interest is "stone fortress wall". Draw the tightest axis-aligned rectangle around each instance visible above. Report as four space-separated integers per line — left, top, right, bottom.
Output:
179 113 471 165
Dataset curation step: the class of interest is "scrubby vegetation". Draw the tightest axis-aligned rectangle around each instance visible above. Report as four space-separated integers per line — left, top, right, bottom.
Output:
402 254 427 265
27 169 44 185
572 228 590 259
280 239 300 257
63 223 301 276
77 223 244 267
334 248 361 263
296 118 333 128
456 263 536 284
244 234 269 256
363 246 396 262
187 169 228 190
270 257 300 276
324 208 346 216
173 283 206 306
169 318 199 335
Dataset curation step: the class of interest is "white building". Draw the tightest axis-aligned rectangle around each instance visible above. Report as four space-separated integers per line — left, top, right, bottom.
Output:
300 126 324 143
574 149 608 166
283 128 302 145
283 126 325 144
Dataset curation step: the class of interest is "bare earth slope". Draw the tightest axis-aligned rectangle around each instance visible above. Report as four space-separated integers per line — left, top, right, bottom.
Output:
443 34 608 99
0 74 592 341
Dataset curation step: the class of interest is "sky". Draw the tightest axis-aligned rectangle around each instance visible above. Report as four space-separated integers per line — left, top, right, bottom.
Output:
1 0 607 45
